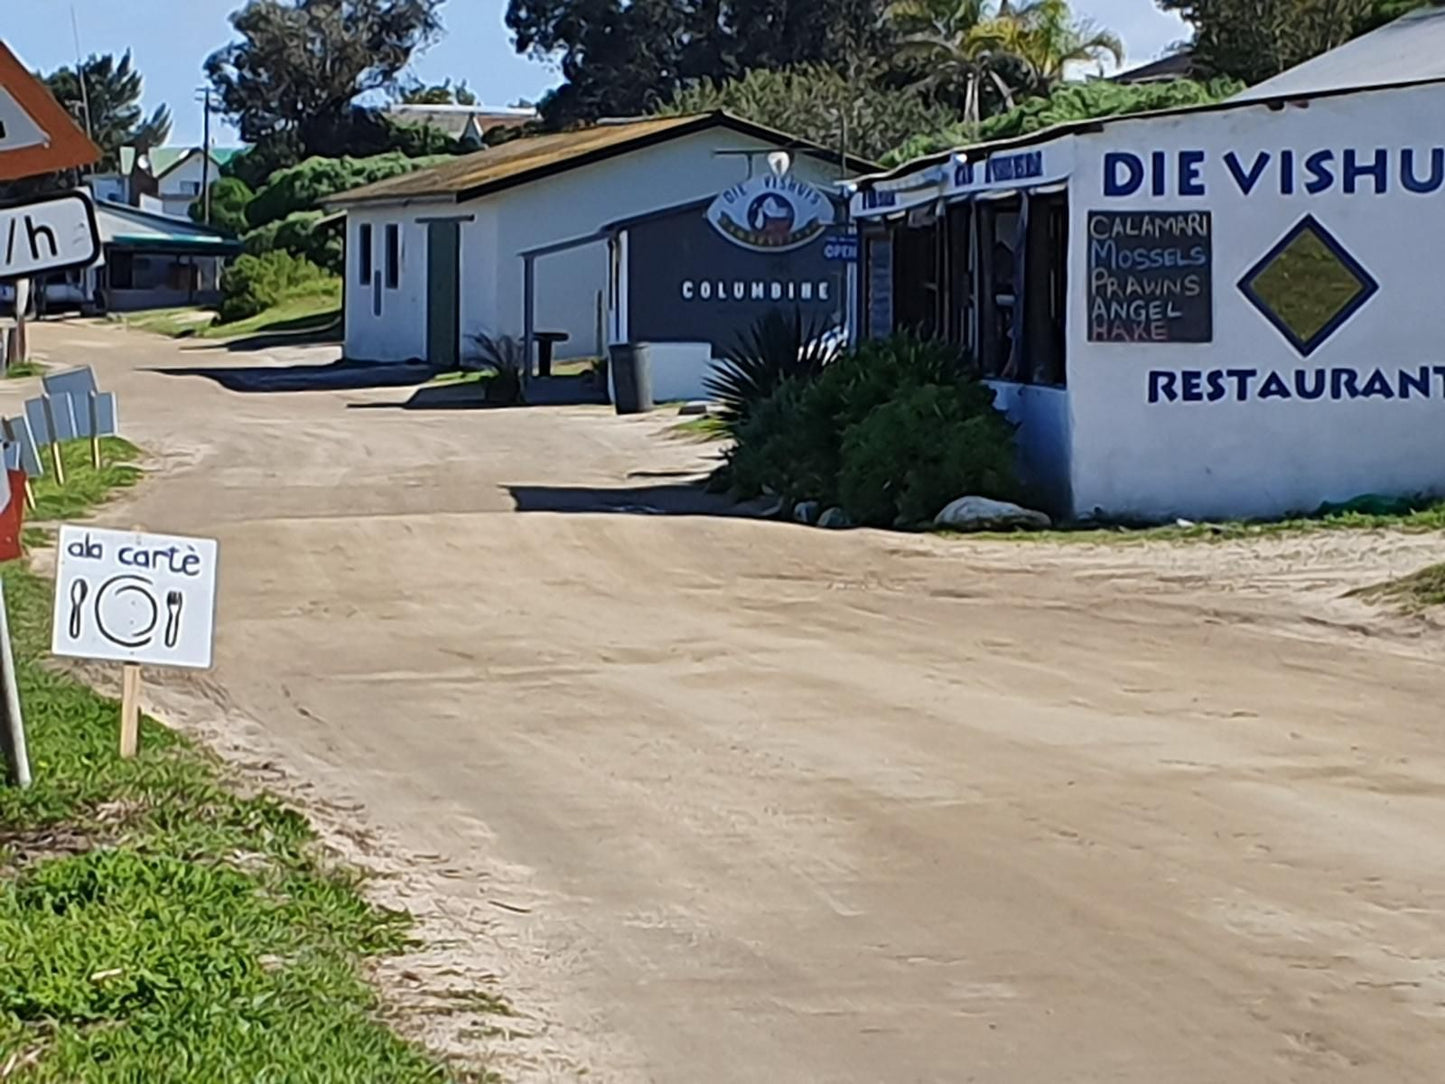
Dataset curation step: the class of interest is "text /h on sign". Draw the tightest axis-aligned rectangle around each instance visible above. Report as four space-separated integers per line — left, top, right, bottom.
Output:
0 191 99 280
52 525 219 670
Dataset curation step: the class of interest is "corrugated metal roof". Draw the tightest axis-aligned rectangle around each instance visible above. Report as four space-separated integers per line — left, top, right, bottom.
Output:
327 114 717 205
96 200 241 251
325 112 874 206
1234 5 1445 100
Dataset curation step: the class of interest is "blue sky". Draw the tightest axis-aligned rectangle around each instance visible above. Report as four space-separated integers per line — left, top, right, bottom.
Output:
6 0 1189 148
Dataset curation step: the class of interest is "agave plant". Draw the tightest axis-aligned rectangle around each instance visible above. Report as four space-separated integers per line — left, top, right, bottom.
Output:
465 332 527 405
706 309 842 431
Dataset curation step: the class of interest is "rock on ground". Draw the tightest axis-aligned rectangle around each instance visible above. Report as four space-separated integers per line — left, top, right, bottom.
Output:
934 496 1052 532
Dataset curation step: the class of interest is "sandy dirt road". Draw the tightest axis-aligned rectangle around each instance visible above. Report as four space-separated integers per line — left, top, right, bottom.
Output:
17 319 1445 1083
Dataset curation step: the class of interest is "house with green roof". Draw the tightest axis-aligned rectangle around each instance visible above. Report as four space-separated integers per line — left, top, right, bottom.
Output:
103 146 243 220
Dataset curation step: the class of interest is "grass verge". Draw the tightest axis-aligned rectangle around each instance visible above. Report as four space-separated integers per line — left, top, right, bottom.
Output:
206 289 341 343
1348 563 1445 612
1 445 487 1082
29 439 143 523
119 287 341 345
4 362 45 380
938 496 1445 545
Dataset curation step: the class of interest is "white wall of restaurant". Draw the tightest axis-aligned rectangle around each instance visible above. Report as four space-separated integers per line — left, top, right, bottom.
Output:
1065 82 1445 520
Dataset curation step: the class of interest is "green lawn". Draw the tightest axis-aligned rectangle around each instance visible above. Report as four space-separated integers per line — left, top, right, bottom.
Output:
120 286 341 345
1349 563 1445 612
28 439 144 522
204 289 341 342
0 440 491 1082
3 361 45 380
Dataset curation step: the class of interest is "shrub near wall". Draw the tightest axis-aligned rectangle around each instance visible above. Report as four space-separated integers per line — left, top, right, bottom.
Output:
218 250 334 323
722 335 1019 527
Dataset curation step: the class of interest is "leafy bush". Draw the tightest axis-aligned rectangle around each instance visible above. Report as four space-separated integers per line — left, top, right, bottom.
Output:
722 335 1017 523
707 309 841 431
662 62 957 164
217 250 333 323
246 152 453 229
838 383 1017 526
243 211 343 274
188 176 253 236
727 379 840 503
882 77 1245 166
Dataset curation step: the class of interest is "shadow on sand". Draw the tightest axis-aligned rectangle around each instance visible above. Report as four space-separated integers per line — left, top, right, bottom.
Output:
347 374 610 412
506 481 742 517
149 359 436 394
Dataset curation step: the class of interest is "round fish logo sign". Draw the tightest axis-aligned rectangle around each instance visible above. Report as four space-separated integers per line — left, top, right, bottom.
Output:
707 174 836 252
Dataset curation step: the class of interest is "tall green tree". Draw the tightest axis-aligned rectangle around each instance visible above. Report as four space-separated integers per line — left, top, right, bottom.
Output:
662 63 958 164
883 76 1243 163
507 0 893 126
206 0 445 162
1157 0 1425 84
401 78 478 105
886 0 1027 132
44 52 172 171
1005 0 1123 90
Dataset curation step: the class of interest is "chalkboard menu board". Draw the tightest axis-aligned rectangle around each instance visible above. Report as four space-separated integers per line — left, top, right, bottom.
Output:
1087 211 1212 343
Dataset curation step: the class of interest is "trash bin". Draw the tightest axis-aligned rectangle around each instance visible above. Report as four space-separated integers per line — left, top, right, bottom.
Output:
609 343 654 415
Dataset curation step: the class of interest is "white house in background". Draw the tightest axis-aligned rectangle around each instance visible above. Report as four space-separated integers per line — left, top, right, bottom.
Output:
325 112 868 370
113 146 242 218
150 147 235 219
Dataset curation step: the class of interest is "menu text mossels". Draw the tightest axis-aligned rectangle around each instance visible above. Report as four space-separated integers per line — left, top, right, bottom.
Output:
1087 211 1212 344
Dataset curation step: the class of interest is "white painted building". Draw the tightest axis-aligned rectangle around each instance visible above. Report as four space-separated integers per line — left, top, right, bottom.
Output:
850 6 1445 522
325 113 864 370
114 146 242 219
150 148 228 219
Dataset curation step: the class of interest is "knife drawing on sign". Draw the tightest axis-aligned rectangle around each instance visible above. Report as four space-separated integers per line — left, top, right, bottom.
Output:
68 578 87 640
164 590 183 649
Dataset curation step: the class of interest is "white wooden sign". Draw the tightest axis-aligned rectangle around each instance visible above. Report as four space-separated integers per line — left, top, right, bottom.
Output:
52 526 218 669
0 191 99 280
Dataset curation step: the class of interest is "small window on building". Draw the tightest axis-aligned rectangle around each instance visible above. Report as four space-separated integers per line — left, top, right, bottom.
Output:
358 223 373 285
385 224 400 289
182 181 202 196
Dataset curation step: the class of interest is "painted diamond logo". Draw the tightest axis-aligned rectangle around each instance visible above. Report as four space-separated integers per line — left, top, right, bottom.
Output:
1238 215 1378 357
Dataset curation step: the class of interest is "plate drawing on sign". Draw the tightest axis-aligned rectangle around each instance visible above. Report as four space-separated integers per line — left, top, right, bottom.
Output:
94 574 160 648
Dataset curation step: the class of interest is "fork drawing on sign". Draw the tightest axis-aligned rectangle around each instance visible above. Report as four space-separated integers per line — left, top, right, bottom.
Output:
164 590 183 648
68 578 88 640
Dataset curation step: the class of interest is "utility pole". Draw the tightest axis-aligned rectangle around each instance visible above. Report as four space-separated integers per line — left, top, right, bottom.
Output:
195 87 213 225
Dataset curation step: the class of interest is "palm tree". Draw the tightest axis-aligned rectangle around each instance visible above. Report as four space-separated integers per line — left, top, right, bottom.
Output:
887 0 1028 134
1003 0 1124 91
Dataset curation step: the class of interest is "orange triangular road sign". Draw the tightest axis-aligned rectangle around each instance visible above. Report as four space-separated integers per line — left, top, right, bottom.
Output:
0 41 100 182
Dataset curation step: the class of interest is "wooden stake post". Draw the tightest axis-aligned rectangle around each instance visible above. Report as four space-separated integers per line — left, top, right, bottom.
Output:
40 395 64 486
88 392 101 469
119 662 141 758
